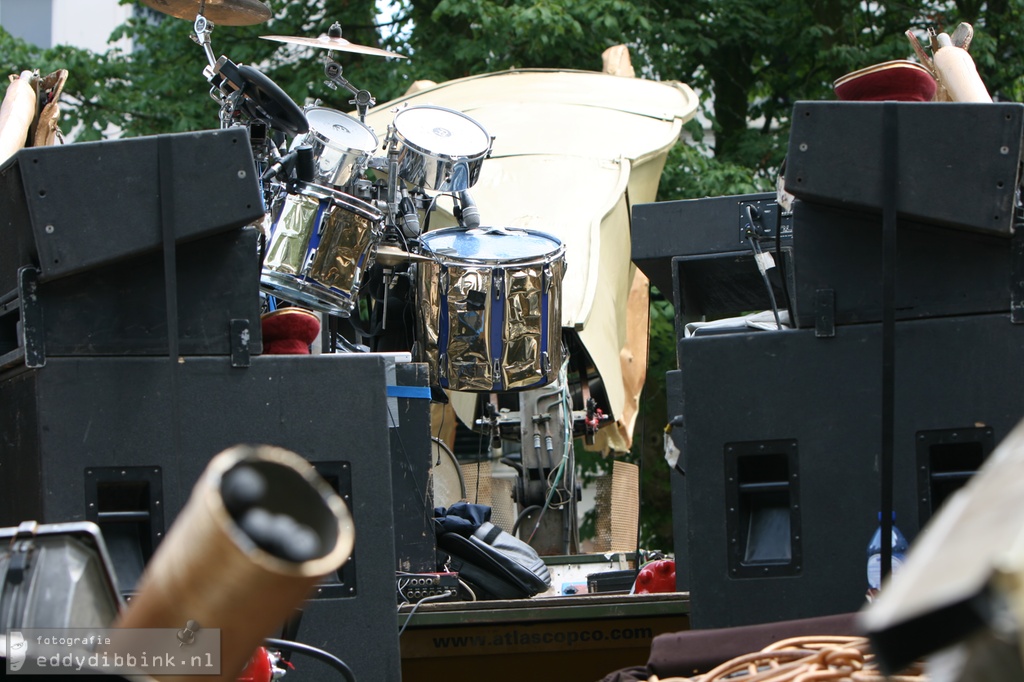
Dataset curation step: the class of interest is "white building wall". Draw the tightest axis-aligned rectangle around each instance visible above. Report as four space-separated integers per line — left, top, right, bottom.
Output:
0 0 130 52
51 0 132 52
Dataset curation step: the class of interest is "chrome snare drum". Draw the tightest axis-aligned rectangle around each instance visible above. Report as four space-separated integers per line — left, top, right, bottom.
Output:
299 107 378 188
417 226 565 392
390 105 491 191
261 182 383 316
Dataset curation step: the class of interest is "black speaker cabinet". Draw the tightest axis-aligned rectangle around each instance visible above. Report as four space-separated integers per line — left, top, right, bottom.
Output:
668 313 1024 629
0 128 263 293
785 101 1024 237
0 353 401 682
631 193 795 328
0 227 263 365
388 361 438 573
790 201 1016 329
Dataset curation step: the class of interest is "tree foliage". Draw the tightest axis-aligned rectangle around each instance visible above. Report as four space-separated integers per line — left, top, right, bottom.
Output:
4 0 1024 552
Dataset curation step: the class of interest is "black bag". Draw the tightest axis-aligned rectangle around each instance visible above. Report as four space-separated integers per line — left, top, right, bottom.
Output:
435 508 551 600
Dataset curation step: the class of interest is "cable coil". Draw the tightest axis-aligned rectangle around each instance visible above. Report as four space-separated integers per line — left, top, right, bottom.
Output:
647 636 925 682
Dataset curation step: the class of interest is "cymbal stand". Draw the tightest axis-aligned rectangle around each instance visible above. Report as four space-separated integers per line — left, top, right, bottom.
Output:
322 53 375 124
188 11 237 129
190 13 219 71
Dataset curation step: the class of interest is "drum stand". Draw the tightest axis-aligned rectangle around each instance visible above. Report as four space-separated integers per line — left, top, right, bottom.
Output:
322 57 376 123
475 379 584 556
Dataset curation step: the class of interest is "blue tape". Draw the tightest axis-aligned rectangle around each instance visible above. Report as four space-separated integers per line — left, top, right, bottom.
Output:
387 385 432 400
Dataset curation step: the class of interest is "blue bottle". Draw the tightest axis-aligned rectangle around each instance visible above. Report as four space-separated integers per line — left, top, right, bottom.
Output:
866 512 909 599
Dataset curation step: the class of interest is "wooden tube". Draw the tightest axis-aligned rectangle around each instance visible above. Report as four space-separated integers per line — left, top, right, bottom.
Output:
114 444 355 682
0 71 37 165
932 32 992 103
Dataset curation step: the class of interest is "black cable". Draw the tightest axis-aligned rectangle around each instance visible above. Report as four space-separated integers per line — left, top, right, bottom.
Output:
263 637 356 682
746 232 783 329
397 590 457 638
774 210 794 316
512 504 543 535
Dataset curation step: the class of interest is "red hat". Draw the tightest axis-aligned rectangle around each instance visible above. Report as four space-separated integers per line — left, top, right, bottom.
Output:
260 307 321 355
834 60 937 102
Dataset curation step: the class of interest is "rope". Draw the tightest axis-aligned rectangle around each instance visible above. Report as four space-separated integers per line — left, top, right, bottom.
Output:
646 636 926 682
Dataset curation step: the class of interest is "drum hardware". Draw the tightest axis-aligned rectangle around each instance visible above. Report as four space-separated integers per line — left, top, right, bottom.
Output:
191 13 219 69
307 24 381 123
473 370 580 554
206 58 309 136
386 128 403 215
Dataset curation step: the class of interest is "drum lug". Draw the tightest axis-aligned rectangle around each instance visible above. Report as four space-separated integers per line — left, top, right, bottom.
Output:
543 263 553 293
542 351 551 374
439 353 449 382
303 248 317 275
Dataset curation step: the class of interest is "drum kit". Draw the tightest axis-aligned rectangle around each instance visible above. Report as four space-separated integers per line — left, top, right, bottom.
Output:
141 0 569 394
145 0 584 554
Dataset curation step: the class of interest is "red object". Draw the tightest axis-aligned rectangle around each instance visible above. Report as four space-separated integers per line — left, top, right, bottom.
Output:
237 647 273 682
833 60 937 102
261 307 321 354
634 559 676 594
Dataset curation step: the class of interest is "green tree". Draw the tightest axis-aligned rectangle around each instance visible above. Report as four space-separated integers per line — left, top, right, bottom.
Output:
5 0 1024 553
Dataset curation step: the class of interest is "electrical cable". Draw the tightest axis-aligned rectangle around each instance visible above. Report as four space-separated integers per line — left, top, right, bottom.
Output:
746 232 783 330
457 578 477 602
744 204 783 329
263 637 356 682
526 359 572 544
774 208 794 317
511 504 542 535
397 591 456 638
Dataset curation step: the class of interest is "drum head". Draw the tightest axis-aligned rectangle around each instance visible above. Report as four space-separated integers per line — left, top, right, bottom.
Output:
306 107 378 153
394 105 490 158
420 226 562 264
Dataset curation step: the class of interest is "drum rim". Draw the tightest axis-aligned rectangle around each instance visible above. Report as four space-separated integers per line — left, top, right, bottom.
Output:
392 104 491 161
260 271 357 316
419 226 565 266
288 181 384 222
302 106 379 153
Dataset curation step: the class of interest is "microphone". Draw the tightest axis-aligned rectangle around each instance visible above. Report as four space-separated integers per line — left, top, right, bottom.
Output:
458 190 481 228
295 146 315 183
261 147 300 182
399 193 421 238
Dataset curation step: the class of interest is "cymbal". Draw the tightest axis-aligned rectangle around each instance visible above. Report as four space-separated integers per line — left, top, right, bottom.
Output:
261 34 407 59
140 0 271 26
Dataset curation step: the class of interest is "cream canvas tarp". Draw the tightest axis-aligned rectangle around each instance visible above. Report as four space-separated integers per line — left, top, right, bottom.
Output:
362 69 697 452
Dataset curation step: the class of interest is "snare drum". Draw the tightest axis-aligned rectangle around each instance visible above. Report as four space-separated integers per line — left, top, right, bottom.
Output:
298 107 378 188
391 105 491 191
417 226 565 392
261 182 383 316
